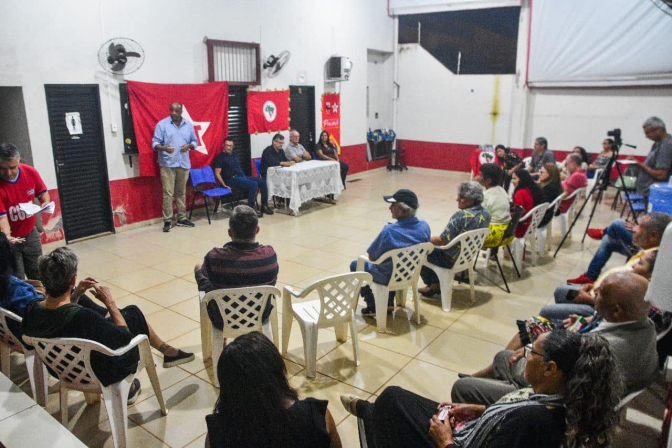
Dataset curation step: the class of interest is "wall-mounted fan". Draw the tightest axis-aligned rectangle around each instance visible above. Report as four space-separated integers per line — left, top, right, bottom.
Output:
98 38 145 75
263 51 291 78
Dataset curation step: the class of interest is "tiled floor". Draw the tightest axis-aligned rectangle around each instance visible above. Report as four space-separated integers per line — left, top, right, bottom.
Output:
6 167 666 447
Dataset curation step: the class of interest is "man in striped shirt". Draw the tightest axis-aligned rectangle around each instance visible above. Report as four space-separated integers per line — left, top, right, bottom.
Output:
194 205 278 329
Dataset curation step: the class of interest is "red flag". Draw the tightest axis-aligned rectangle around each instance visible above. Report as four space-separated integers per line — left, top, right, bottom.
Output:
127 81 228 177
247 90 289 134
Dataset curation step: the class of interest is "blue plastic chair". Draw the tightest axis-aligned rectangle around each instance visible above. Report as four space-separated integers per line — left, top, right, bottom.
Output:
254 158 263 178
189 166 232 224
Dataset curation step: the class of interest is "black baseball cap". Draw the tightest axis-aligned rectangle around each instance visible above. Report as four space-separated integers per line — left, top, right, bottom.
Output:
383 189 419 209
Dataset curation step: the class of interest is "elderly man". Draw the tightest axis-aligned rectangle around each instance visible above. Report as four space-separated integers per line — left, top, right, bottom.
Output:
260 133 295 178
567 212 671 286
418 182 491 297
528 137 556 178
213 137 273 217
628 116 672 202
452 271 658 406
284 129 312 163
194 205 278 331
557 153 587 214
152 102 198 233
0 143 50 280
349 189 431 316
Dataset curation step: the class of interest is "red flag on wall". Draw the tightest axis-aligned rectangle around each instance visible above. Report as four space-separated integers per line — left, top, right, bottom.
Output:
127 81 228 177
321 93 341 152
247 90 290 134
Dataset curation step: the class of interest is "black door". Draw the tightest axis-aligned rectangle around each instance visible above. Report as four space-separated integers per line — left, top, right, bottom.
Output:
45 85 114 242
227 86 252 175
289 86 316 155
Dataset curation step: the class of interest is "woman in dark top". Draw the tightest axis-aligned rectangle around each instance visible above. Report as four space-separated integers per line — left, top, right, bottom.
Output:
511 169 545 238
538 163 563 227
205 332 342 448
315 130 349 188
341 330 622 448
21 247 194 390
495 145 523 192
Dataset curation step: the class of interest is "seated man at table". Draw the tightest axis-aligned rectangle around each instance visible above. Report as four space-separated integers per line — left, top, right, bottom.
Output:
213 137 273 217
194 205 279 331
260 133 295 178
349 189 431 317
284 129 312 163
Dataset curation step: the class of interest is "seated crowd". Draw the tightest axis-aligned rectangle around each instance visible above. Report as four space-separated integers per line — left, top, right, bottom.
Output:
1 118 671 448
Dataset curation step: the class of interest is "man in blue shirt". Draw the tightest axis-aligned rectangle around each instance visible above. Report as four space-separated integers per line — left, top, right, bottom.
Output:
213 137 273 217
350 189 431 316
152 102 198 233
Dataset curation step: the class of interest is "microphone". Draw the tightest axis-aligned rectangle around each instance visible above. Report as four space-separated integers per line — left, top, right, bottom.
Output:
624 144 637 149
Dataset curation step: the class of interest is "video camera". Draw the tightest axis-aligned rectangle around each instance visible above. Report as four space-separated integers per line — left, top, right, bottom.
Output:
607 128 622 146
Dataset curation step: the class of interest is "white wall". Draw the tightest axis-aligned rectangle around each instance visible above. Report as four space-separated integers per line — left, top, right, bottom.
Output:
367 50 394 131
0 0 394 186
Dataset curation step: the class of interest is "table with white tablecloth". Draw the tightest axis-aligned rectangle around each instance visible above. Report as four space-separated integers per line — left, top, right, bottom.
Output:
266 160 342 215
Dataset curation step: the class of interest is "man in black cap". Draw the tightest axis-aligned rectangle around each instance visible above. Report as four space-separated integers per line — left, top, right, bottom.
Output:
349 189 431 316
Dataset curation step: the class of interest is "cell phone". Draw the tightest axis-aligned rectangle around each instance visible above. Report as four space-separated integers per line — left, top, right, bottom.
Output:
438 405 451 422
566 290 579 302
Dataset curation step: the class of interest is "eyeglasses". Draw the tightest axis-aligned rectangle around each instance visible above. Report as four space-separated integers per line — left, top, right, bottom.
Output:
524 344 545 359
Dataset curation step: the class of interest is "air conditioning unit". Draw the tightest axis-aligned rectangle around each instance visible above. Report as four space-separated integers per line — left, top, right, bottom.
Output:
325 56 352 82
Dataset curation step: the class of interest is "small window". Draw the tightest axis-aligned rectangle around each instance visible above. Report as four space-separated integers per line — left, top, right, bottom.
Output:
205 39 261 85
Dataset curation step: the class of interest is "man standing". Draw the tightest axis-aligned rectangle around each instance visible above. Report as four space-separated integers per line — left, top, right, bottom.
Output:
0 143 50 280
349 189 431 316
629 116 672 202
260 133 295 177
194 205 278 331
558 153 588 214
528 137 556 178
284 130 312 163
213 137 273 217
152 102 198 233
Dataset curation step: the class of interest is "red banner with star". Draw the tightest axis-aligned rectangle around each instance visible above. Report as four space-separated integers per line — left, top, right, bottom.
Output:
127 81 228 177
321 93 341 152
247 90 290 134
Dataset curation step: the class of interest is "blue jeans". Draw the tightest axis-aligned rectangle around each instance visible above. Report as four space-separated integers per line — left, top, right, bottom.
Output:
228 175 268 209
538 284 595 321
350 260 394 309
585 219 638 280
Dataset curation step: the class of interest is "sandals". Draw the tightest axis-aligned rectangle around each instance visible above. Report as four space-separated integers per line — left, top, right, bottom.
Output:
340 394 361 417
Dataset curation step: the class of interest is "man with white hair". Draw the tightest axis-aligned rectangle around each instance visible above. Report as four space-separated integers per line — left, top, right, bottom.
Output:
284 130 312 163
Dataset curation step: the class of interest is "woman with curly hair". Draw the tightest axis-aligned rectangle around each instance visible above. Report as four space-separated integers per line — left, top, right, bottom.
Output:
511 168 545 238
341 330 622 448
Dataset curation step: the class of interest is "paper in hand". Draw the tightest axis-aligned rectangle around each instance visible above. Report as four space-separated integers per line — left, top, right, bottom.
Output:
18 201 55 216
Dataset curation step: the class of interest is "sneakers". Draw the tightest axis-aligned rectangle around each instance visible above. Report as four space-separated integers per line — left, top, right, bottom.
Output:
127 378 141 406
261 205 274 215
586 228 604 240
162 221 171 233
163 349 195 368
255 209 264 218
176 219 195 228
567 274 594 285
361 306 376 317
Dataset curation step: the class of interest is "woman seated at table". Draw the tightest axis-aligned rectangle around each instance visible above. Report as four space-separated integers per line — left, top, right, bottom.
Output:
205 332 342 448
538 163 563 227
511 169 545 238
475 164 511 247
341 330 622 448
21 247 195 399
315 130 349 188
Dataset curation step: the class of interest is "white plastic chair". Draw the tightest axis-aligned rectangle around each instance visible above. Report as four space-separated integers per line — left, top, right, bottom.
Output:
556 187 587 240
0 307 48 406
356 242 433 333
522 156 532 169
510 202 549 273
422 228 489 312
199 286 280 387
22 334 167 448
536 193 565 253
281 272 371 378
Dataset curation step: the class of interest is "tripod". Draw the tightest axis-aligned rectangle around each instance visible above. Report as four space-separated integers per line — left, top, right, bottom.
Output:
553 137 638 258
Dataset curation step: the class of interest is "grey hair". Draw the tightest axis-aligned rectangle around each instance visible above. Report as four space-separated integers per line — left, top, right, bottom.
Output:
568 154 583 166
459 181 484 205
229 205 259 241
535 137 548 148
644 212 672 239
397 201 417 218
643 116 666 131
0 143 20 162
38 247 78 298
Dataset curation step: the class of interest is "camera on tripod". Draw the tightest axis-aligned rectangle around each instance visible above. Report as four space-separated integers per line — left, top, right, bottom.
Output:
607 128 622 145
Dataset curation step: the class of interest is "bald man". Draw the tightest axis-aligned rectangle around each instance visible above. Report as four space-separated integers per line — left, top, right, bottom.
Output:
452 271 658 406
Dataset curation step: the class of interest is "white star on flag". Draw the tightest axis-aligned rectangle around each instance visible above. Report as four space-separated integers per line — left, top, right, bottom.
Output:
182 106 210 155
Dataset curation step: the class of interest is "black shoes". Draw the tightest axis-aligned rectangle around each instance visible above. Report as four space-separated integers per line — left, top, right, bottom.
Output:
261 205 274 215
176 219 195 228
162 221 171 232
127 378 141 405
163 349 195 368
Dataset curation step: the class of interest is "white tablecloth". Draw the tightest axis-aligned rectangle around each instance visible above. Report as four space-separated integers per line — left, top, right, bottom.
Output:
266 160 342 215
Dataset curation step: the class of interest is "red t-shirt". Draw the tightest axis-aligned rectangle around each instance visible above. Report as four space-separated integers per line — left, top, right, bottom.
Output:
559 171 588 213
513 188 534 238
0 165 48 237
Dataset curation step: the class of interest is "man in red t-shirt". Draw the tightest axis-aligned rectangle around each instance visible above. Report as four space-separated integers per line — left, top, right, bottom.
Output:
558 154 587 214
0 143 50 280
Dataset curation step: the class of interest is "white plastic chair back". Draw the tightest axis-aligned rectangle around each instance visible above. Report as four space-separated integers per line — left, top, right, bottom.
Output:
557 187 586 239
281 272 371 377
356 242 433 333
537 193 565 253
199 286 280 387
511 202 549 272
586 169 604 201
523 156 532 169
23 334 166 448
0 307 48 405
423 228 489 312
